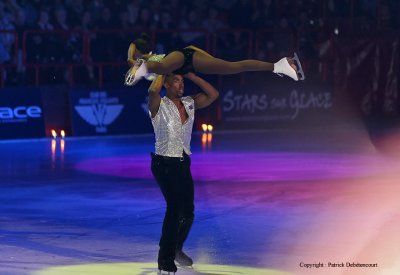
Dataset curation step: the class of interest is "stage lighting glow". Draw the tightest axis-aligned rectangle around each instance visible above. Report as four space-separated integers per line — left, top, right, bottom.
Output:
51 129 57 138
201 133 213 151
51 139 56 167
51 139 56 153
60 139 65 153
60 130 65 138
201 123 208 132
33 262 292 275
334 27 339 35
202 133 207 144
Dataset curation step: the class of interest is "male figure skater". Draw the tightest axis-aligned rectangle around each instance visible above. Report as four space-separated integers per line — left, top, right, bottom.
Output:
148 72 219 274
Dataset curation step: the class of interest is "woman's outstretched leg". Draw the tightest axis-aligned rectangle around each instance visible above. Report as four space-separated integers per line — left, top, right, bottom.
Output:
192 51 298 80
193 52 274 74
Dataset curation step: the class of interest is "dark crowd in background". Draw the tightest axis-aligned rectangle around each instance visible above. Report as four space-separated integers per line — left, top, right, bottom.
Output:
0 0 399 87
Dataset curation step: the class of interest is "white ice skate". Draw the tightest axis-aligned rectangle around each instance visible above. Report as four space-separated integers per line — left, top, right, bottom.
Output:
273 52 305 81
124 58 148 86
175 250 193 268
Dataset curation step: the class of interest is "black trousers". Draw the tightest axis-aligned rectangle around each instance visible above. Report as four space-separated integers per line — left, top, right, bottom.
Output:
151 152 194 262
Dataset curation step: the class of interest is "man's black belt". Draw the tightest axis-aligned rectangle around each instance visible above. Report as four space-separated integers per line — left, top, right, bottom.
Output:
151 152 189 162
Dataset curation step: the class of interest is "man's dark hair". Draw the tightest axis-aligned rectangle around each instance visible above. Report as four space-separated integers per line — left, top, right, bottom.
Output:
164 74 175 83
164 74 184 85
133 33 151 54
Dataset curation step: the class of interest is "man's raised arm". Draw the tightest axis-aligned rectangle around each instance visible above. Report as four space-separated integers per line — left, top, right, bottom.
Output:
185 73 219 109
148 75 165 118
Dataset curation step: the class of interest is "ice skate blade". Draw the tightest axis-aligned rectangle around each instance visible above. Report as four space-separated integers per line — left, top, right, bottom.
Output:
176 262 193 269
158 270 176 275
124 59 148 86
293 52 305 80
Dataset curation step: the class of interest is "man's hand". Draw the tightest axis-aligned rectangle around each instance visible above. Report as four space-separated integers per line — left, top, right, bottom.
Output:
183 72 196 80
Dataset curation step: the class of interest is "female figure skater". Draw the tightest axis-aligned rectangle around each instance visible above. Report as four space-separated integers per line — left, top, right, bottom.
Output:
124 33 305 86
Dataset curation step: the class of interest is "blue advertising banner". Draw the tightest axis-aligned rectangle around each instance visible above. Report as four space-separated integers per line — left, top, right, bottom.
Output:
69 87 153 136
0 88 45 139
219 75 334 129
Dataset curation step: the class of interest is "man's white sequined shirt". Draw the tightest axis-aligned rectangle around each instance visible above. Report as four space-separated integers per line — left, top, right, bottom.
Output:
150 96 195 157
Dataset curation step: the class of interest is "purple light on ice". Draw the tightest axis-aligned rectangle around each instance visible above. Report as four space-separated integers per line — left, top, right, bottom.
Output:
75 152 391 182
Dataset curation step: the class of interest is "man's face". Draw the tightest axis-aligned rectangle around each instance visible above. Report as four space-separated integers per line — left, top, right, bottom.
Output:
164 75 184 98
